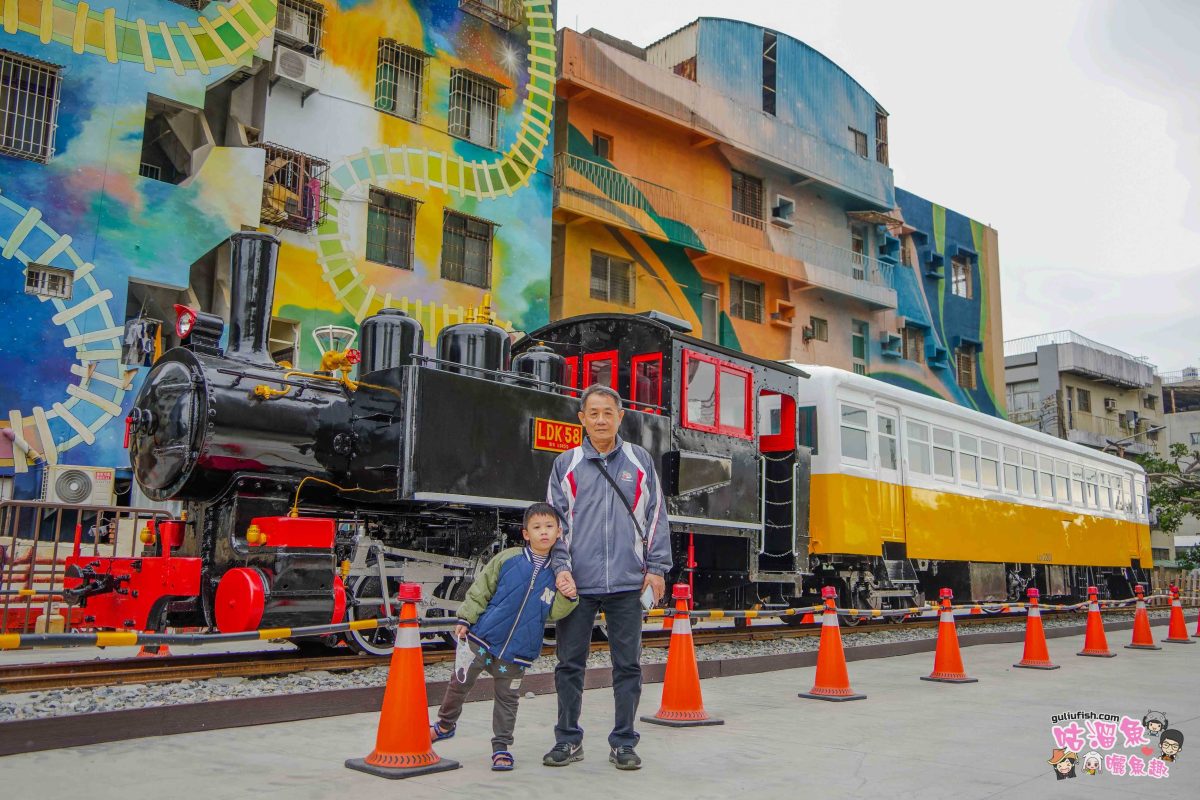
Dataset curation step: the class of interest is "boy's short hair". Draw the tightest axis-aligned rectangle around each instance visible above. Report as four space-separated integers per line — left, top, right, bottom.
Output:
523 502 562 528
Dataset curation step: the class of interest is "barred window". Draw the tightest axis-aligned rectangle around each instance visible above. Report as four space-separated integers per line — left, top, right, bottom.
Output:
809 316 829 342
375 40 426 121
442 211 494 288
459 0 523 31
589 252 635 306
902 326 924 363
956 345 977 390
875 109 889 165
258 142 329 233
849 127 868 158
0 50 62 164
276 0 325 58
366 187 417 269
729 276 763 323
951 256 972 298
731 170 763 222
448 69 500 149
25 264 72 300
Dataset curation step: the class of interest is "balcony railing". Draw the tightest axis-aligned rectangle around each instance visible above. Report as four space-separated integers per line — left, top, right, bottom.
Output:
1004 330 1154 365
554 153 896 307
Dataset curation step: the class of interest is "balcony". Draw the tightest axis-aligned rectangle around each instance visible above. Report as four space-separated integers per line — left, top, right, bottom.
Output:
554 153 896 308
1066 411 1158 455
1004 330 1157 389
558 29 894 210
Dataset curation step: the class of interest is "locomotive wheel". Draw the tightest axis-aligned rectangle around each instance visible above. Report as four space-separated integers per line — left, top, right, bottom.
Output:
345 576 397 656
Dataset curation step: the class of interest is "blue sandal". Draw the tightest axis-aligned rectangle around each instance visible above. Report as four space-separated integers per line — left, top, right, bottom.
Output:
430 722 456 742
492 751 515 771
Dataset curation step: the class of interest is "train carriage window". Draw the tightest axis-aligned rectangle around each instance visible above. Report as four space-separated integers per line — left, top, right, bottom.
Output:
840 404 870 463
630 353 663 413
1100 473 1114 511
1002 447 1020 496
584 350 617 389
906 421 931 475
1121 475 1133 514
1070 465 1086 507
1039 456 1055 500
1084 468 1099 508
1133 478 1146 519
980 441 1000 491
797 406 818 454
1020 451 1037 498
1055 459 1071 504
932 427 955 481
878 414 898 470
958 434 979 485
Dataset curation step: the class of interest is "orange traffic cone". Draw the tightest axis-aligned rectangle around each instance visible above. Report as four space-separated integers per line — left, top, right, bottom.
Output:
136 644 172 657
970 604 983 615
1164 585 1194 644
799 586 866 701
642 584 723 727
921 589 978 683
346 583 460 779
1014 588 1059 669
1077 585 1116 658
1125 584 1161 651
800 610 816 625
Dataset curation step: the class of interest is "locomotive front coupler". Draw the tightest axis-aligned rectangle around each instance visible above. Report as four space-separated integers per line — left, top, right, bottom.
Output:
62 563 116 605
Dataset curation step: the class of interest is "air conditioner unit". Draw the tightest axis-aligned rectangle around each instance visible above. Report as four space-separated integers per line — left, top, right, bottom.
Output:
276 6 312 44
1104 397 1118 412
41 465 116 506
272 45 322 94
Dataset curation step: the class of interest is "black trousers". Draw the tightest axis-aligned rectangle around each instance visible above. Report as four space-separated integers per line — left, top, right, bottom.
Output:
554 590 643 749
436 646 526 752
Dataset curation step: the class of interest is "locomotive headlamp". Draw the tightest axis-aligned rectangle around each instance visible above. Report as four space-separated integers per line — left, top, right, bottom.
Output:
139 524 157 545
174 304 198 338
173 304 225 356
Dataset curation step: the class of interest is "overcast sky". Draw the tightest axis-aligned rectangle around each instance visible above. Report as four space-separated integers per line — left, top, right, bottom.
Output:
556 0 1200 373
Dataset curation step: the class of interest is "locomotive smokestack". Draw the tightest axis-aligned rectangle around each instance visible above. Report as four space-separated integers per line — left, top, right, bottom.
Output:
226 232 280 364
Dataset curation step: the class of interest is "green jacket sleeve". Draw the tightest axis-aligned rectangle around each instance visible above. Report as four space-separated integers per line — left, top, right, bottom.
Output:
456 549 515 626
548 591 578 622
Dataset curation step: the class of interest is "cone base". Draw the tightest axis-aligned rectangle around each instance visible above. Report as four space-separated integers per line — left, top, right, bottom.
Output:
920 674 978 684
1077 650 1117 658
1164 638 1195 644
1124 644 1162 650
641 715 725 727
1013 661 1060 670
798 690 866 702
345 756 460 780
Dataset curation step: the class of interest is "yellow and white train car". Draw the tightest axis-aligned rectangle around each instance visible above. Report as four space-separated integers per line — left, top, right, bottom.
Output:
792 366 1153 605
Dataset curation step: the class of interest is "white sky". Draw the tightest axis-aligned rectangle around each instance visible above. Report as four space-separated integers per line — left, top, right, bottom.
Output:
555 0 1200 372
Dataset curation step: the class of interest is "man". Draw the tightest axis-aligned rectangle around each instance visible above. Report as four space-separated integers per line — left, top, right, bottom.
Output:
543 383 672 771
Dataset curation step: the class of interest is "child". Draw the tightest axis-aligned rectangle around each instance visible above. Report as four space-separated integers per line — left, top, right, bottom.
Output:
431 502 577 771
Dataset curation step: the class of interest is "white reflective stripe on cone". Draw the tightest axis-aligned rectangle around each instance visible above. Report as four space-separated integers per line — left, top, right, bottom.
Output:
1029 606 1041 617
1090 602 1100 612
822 611 839 626
396 625 421 649
940 611 955 623
672 616 692 635
1172 599 1182 608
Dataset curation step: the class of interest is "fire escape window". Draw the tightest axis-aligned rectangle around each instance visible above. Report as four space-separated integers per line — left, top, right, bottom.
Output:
0 49 62 164
375 40 427 121
459 0 523 32
275 0 326 60
257 142 329 233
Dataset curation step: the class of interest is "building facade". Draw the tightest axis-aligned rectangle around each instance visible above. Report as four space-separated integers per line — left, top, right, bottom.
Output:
1161 368 1200 543
552 20 1004 415
0 1 556 492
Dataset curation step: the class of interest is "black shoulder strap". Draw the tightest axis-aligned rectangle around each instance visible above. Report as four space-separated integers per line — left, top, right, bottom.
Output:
593 457 650 571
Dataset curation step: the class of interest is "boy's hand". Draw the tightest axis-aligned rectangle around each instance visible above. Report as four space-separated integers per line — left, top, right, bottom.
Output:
556 571 577 599
454 624 468 640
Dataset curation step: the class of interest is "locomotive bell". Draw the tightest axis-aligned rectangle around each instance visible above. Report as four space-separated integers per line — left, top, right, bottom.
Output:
511 342 565 389
358 308 424 374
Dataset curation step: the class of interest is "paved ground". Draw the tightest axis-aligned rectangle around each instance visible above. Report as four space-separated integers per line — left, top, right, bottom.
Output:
2 627 1197 799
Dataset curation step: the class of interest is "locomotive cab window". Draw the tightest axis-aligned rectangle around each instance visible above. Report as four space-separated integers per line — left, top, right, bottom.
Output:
583 350 617 389
630 353 662 413
681 350 752 438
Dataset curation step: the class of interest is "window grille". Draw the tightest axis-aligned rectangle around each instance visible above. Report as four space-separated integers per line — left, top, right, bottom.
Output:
849 127 868 158
276 0 325 58
731 170 763 223
0 50 62 163
459 0 523 31
729 276 763 323
875 109 889 165
25 264 72 300
956 346 977 390
442 210 494 288
902 326 924 363
448 69 500 149
589 252 634 306
375 40 426 121
1076 387 1091 413
366 187 417 269
257 142 329 232
951 256 972 298
851 319 868 373
139 163 162 180
809 316 829 342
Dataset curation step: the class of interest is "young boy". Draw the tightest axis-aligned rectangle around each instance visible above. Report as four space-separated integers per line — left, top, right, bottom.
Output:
431 502 577 770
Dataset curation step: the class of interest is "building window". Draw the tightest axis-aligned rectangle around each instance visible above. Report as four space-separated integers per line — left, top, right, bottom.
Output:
731 170 764 224
24 264 72 300
673 56 697 81
849 127 868 158
1190 432 1200 446
951 256 973 298
1143 394 1156 411
139 95 204 185
899 234 912 266
700 281 720 343
448 69 500 149
809 316 829 342
366 187 417 269
1 50 62 164
589 251 635 306
592 131 613 160
851 320 868 375
955 345 977 390
258 142 329 232
850 225 867 280
268 317 301 365
375 40 426 121
875 108 889 165
169 1 211 9
729 276 763 323
902 325 924 363
275 0 325 59
1076 387 1091 414
441 210 494 288
762 30 777 116
459 0 523 31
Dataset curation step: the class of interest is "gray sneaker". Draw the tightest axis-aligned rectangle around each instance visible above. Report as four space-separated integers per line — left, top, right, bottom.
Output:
609 745 642 770
543 742 584 766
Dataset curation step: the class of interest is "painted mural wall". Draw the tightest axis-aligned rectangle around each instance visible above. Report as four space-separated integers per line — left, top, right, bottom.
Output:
0 0 270 476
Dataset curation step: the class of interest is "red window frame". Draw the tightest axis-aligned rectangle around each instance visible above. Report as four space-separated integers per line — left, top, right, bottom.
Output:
680 350 753 439
630 352 663 414
583 349 618 390
563 356 579 397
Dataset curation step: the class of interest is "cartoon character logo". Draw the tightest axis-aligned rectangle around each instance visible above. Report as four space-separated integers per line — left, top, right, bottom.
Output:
1048 748 1078 779
1142 710 1169 738
1159 730 1184 763
1081 751 1102 775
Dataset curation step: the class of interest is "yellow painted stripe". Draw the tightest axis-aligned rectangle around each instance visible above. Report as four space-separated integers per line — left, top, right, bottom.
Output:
72 3 90 55
709 610 725 620
258 627 291 640
2 0 17 35
102 7 118 62
178 22 210 75
18 588 35 597
159 22 185 76
136 19 157 73
348 619 380 631
198 16 237 64
0 633 21 650
39 0 54 43
871 609 882 617
745 610 758 619
66 384 122 416
96 632 139 647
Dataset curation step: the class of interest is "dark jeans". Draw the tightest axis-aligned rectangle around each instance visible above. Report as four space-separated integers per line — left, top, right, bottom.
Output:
554 590 643 749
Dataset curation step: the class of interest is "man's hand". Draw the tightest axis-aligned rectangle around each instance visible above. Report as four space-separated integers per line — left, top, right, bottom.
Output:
641 572 666 604
556 571 577 599
454 623 469 640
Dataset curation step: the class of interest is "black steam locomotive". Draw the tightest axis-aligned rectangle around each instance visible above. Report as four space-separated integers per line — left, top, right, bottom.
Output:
65 233 810 652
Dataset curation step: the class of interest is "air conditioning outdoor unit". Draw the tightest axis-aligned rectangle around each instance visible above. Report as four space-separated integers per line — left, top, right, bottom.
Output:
276 6 312 44
272 45 322 94
41 465 116 506
1104 397 1118 412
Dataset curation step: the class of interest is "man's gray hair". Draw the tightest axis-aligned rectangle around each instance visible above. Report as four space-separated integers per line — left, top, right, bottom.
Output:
579 383 622 412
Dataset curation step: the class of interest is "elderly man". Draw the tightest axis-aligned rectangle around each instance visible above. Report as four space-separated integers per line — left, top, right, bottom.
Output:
543 383 672 771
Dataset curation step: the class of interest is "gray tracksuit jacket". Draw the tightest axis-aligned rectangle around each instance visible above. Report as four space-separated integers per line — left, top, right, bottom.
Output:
546 435 672 595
